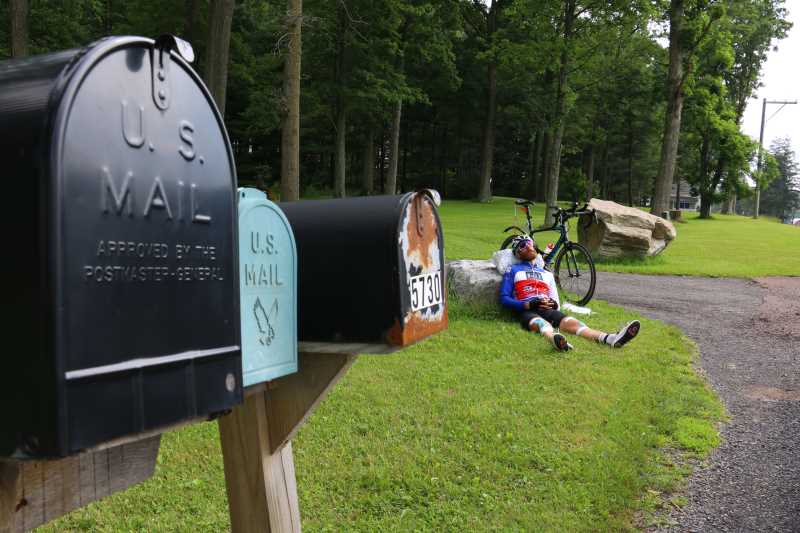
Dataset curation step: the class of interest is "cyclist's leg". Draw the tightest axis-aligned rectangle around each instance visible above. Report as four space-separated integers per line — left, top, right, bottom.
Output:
559 316 602 341
558 316 640 348
520 310 571 351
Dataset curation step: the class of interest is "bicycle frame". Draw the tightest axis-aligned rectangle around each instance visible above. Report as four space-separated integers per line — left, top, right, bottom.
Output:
503 204 569 267
532 221 569 267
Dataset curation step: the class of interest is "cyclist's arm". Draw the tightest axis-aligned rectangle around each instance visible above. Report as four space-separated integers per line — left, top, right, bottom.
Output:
499 269 528 312
546 271 561 309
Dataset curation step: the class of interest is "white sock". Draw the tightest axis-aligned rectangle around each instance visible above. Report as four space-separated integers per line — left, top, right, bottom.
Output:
597 333 615 346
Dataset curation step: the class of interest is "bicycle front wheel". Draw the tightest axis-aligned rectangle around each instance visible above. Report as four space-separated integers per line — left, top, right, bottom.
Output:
553 242 596 306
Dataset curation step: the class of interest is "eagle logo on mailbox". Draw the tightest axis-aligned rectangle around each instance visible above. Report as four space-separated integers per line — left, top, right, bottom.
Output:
253 297 278 346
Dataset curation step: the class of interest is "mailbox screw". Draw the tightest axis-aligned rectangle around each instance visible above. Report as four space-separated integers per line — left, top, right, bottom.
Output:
157 69 166 81
199 156 205 165
149 143 155 152
225 373 236 392
158 89 167 100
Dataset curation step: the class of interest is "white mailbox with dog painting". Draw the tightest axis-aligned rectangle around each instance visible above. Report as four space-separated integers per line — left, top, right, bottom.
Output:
237 188 298 386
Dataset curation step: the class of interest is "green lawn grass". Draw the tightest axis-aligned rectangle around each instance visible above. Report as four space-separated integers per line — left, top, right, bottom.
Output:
440 197 800 277
42 300 722 532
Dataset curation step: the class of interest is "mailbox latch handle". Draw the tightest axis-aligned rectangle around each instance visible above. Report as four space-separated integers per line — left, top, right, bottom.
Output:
152 35 195 111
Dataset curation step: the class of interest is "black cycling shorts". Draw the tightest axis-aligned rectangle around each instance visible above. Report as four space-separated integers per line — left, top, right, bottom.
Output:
519 308 567 330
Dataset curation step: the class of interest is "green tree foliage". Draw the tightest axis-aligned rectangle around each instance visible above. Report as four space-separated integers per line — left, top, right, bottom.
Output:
760 138 798 220
717 0 791 210
1 0 790 209
678 1 789 218
651 0 726 217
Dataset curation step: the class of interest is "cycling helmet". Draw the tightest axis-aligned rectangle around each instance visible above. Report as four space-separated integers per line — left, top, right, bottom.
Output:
510 235 534 258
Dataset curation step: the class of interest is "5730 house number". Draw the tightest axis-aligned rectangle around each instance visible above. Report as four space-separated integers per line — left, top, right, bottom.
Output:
407 271 442 312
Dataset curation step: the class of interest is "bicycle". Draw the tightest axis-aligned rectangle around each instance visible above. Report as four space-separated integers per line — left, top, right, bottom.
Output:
500 199 597 306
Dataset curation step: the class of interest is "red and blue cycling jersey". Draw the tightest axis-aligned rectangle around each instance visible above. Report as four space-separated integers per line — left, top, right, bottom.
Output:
499 262 560 312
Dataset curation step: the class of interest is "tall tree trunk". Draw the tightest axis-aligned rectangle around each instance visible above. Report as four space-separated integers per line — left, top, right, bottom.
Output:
523 131 537 198
457 137 466 193
536 130 550 202
379 126 386 193
362 128 374 194
439 126 448 196
627 130 634 206
10 0 29 58
386 47 406 195
700 156 724 218
685 131 711 214
528 129 544 200
652 0 686 217
401 119 409 192
184 0 199 42
543 122 565 217
204 0 236 117
386 100 402 194
477 1 501 202
543 0 575 226
334 106 346 198
332 4 348 198
699 193 712 218
599 142 609 198
478 60 497 202
583 142 595 202
722 179 735 215
105 0 113 33
280 0 302 202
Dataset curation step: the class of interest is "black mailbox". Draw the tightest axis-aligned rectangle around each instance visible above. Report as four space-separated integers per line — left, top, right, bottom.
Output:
278 192 447 352
0 36 241 457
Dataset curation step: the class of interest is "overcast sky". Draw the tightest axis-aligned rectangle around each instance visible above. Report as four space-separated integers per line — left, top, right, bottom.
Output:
741 0 800 159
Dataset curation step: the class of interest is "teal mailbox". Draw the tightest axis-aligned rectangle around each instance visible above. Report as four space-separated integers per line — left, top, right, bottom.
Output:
238 188 298 386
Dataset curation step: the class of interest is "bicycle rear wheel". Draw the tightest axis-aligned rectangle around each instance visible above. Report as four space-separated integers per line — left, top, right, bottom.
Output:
553 242 596 306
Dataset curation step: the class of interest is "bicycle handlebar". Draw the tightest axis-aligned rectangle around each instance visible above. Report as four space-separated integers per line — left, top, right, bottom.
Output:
549 203 593 217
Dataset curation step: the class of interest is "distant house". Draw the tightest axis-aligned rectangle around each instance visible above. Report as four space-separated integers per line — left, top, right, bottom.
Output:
670 179 700 210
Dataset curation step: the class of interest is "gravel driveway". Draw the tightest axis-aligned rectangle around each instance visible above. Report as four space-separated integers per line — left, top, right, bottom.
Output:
594 272 800 533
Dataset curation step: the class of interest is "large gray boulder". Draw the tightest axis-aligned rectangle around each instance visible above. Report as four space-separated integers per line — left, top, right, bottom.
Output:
578 198 676 259
447 259 502 306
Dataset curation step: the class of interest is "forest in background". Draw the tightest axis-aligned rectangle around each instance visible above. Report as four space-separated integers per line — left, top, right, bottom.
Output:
1 0 796 221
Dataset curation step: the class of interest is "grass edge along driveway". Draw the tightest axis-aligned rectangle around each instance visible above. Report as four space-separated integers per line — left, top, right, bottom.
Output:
42 299 724 532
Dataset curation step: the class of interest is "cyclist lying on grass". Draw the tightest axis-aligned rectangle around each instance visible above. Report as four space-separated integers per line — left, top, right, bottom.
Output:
499 235 640 352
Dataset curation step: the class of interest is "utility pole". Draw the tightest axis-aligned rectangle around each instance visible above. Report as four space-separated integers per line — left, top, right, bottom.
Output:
754 98 797 218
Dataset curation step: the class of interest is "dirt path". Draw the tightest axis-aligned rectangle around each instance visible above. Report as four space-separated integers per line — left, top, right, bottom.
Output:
594 273 800 532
